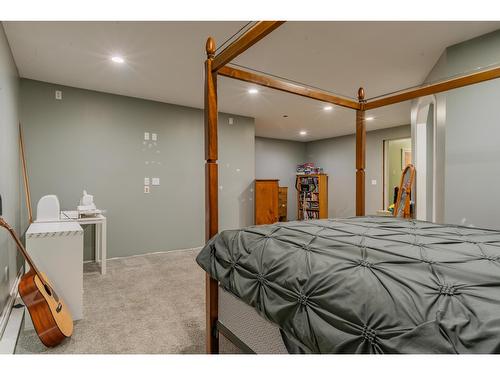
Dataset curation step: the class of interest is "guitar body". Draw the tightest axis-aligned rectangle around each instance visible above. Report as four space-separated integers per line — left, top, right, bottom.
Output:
18 269 73 347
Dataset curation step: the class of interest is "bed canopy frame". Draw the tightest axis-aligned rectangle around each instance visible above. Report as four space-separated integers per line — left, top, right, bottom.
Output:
203 21 500 353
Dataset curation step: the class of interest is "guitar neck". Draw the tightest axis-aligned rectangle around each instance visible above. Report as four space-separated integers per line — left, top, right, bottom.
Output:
0 217 43 279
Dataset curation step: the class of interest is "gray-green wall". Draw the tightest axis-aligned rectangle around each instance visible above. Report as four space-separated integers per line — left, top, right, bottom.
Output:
306 125 411 218
0 25 20 316
20 79 255 259
426 30 500 229
255 126 411 220
255 137 307 221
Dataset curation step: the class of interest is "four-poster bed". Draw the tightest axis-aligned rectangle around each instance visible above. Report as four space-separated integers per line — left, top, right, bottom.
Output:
200 21 500 354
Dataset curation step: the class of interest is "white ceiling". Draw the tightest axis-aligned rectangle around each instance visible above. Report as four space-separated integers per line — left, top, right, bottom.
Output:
4 21 500 141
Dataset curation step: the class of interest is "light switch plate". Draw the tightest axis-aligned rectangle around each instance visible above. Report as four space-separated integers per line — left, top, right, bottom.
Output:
144 177 150 186
228 117 234 125
152 177 160 186
144 186 150 194
144 132 150 141
152 133 158 141
371 179 377 185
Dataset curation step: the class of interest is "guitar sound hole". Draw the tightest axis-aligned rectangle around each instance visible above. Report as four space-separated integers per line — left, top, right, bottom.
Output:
44 284 52 296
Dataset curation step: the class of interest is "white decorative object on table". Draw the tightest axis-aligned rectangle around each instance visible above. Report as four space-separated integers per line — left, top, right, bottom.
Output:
77 190 102 217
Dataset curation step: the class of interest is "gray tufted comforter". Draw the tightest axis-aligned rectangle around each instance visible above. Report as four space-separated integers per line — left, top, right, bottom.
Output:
196 216 500 353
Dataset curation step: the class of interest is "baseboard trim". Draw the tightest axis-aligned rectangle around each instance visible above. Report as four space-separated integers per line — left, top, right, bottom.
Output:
0 268 24 353
104 246 203 262
83 246 203 264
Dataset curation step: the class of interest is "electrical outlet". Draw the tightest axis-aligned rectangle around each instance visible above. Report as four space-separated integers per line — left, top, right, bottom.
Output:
55 90 62 100
228 117 234 125
144 177 150 186
4 266 8 282
144 186 150 194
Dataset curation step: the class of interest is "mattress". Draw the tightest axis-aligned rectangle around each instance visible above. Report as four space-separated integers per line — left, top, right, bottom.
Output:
197 216 500 353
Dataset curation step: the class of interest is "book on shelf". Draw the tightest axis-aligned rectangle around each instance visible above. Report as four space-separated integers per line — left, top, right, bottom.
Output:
299 201 319 210
301 210 319 219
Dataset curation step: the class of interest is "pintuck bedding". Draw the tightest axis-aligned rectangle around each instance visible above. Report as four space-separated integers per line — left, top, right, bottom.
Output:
196 216 500 354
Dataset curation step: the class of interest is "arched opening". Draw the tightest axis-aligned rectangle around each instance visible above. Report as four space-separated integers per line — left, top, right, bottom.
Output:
411 95 444 222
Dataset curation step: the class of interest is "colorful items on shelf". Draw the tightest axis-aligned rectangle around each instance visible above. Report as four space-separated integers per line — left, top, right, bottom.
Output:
296 162 324 175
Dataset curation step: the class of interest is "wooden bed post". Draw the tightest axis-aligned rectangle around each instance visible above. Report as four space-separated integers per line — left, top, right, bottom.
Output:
356 87 366 216
204 36 219 354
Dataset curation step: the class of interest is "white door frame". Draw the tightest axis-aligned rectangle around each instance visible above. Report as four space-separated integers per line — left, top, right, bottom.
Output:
383 136 412 210
411 95 437 222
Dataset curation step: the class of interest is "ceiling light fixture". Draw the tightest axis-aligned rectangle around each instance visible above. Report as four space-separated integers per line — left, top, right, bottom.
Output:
299 130 307 136
248 88 259 94
366 116 375 121
323 105 333 111
111 56 125 64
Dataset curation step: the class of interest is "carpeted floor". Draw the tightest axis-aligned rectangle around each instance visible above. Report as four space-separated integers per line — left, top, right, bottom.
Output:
15 249 239 354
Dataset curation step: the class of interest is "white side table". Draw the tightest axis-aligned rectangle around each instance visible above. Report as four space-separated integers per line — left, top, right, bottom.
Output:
25 221 84 328
61 211 107 275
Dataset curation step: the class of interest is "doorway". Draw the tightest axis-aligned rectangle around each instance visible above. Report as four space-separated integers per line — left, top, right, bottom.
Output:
383 137 412 211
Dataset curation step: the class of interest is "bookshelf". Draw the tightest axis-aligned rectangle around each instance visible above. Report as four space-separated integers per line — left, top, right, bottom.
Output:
296 174 328 220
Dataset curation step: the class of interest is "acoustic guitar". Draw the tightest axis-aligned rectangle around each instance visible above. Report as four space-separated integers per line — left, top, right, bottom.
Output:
0 210 73 347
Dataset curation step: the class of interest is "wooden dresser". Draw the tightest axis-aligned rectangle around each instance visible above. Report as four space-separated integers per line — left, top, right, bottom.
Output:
255 179 280 225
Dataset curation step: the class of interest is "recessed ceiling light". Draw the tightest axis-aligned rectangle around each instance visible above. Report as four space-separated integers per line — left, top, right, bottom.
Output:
323 105 333 111
366 116 375 121
111 56 125 64
299 130 307 136
248 88 259 94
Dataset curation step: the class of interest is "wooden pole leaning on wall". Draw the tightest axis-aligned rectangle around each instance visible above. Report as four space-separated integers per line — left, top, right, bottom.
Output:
356 88 366 216
204 37 219 354
19 122 33 224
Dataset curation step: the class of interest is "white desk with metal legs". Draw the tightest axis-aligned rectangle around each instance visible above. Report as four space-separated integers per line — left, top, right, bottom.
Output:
61 211 107 275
